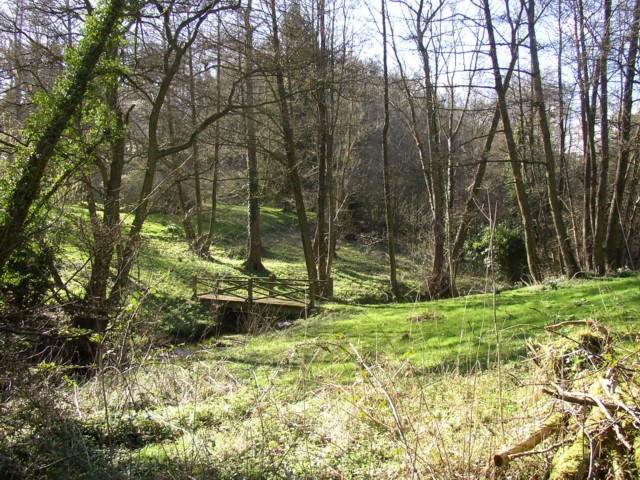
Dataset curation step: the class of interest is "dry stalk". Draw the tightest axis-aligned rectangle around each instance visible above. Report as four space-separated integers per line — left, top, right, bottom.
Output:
348 342 422 480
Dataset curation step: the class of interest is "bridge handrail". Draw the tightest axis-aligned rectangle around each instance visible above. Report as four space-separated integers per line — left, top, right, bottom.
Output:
193 275 332 308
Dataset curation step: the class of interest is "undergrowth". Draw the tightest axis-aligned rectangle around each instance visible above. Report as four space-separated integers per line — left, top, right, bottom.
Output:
2 204 639 478
1 275 638 478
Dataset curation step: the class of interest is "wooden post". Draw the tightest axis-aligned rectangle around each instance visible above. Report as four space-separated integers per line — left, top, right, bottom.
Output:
308 280 315 309
192 275 198 299
247 277 253 305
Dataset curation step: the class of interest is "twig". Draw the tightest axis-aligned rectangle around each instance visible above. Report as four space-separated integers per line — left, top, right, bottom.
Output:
542 384 638 414
545 319 610 341
349 343 421 480
33 453 82 472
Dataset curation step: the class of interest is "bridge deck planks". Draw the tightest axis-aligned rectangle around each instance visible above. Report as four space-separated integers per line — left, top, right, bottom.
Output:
197 293 307 310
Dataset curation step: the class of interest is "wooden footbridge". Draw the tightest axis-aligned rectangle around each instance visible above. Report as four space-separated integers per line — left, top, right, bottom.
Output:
193 275 332 315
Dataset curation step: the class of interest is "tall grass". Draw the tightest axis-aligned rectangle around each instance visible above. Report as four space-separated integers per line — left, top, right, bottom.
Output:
44 275 636 479
4 203 639 478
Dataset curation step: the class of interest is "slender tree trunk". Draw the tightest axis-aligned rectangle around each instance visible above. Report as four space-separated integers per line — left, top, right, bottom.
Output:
605 0 640 269
314 2 327 282
593 0 612 275
381 0 400 301
167 99 198 247
325 128 335 286
574 0 597 271
187 42 206 254
268 0 318 284
243 0 264 272
200 19 223 257
414 1 448 296
315 89 329 283
557 0 582 261
482 0 542 282
526 0 580 278
315 84 329 283
313 0 336 295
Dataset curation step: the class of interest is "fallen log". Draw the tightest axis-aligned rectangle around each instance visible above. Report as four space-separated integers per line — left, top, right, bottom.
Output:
494 413 566 467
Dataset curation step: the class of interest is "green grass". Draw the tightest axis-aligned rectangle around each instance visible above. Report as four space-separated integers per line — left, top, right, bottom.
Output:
11 203 639 479
57 274 639 479
201 275 640 378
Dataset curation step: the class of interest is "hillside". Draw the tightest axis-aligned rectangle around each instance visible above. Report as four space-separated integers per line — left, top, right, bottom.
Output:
3 205 640 479
74 202 428 339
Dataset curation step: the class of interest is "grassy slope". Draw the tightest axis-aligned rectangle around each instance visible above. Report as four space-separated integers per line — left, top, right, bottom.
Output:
72 274 639 479
221 275 640 373
129 203 415 305
63 205 640 478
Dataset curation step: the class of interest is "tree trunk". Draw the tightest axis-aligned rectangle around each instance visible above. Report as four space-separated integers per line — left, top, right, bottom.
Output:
86 78 126 308
381 0 400 301
557 1 582 264
268 0 318 284
0 0 125 274
315 83 329 284
167 99 198 248
593 0 612 275
199 19 224 258
415 1 448 297
526 0 580 278
483 0 542 282
187 43 206 255
574 0 598 271
243 0 264 273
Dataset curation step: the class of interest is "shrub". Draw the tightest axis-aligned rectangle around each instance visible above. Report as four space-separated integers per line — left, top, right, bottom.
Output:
1 239 58 308
469 225 528 282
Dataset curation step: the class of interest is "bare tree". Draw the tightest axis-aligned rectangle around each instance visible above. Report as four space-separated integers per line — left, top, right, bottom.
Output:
264 0 318 285
242 0 265 272
112 1 239 304
381 0 400 300
525 0 580 277
482 0 542 282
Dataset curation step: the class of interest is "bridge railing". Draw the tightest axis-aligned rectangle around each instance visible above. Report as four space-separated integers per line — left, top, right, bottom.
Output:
193 275 333 309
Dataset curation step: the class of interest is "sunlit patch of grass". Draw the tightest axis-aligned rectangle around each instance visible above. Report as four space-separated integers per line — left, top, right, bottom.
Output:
61 275 640 478
33 202 640 478
200 276 640 374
